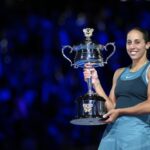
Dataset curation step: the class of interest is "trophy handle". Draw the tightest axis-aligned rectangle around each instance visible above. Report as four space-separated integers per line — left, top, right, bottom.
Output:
62 45 73 66
103 42 116 64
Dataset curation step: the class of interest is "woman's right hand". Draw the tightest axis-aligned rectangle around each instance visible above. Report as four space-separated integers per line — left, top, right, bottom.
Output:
84 63 112 107
83 63 99 85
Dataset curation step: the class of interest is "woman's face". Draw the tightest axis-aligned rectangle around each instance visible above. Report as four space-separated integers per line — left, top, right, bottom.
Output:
126 29 148 61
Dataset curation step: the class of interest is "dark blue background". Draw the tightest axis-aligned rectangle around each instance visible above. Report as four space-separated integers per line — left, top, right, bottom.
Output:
0 0 150 150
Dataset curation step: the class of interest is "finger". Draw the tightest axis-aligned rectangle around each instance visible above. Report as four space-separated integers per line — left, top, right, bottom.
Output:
83 72 92 79
83 68 91 72
84 63 93 68
83 71 91 76
103 112 110 119
90 69 97 75
103 118 112 124
84 62 91 66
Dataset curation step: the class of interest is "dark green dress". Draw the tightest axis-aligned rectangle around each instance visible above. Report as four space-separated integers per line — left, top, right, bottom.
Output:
98 62 150 150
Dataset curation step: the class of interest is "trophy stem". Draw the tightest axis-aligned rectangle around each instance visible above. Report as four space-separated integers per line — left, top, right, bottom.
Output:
87 77 93 95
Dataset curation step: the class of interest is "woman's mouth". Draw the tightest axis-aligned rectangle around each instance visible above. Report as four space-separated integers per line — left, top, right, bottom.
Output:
130 51 137 55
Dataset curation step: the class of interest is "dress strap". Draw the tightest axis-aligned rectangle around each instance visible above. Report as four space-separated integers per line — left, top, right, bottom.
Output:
141 61 150 74
142 61 150 84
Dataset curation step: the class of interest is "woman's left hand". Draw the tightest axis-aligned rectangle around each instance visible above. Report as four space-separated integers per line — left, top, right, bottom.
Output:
102 109 120 123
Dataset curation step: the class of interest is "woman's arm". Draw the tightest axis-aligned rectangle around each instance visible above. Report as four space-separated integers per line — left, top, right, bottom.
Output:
83 63 124 111
94 68 124 111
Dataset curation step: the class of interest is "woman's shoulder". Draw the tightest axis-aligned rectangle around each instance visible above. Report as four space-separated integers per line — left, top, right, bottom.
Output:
146 64 150 81
113 67 126 80
115 67 126 75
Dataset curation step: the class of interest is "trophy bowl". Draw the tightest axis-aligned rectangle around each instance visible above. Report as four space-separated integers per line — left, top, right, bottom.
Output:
73 43 104 68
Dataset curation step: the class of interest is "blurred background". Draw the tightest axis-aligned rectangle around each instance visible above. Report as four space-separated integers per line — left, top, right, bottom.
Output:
0 0 150 149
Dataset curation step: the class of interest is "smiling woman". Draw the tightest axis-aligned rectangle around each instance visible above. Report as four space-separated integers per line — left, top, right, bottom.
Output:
83 27 150 150
126 28 150 64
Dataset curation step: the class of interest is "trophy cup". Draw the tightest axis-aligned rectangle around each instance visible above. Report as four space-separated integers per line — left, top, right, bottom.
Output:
62 28 116 125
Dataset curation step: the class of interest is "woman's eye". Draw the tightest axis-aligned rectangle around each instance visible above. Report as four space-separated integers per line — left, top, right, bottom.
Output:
127 41 131 45
135 41 140 44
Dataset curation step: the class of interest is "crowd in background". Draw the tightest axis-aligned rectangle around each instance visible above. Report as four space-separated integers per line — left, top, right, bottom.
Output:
0 0 150 149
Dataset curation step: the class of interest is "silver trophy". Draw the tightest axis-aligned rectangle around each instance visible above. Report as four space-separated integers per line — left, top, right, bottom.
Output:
62 28 116 125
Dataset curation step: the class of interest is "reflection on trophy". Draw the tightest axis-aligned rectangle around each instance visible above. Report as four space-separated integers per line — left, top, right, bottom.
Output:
62 28 116 125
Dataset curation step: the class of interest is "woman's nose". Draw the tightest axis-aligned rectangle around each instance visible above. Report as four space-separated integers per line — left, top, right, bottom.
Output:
129 43 136 49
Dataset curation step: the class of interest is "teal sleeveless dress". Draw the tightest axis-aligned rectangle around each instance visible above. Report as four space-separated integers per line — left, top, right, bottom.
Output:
98 62 150 150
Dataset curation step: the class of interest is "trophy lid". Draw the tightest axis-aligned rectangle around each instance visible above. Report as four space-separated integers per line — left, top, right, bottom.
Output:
83 28 94 42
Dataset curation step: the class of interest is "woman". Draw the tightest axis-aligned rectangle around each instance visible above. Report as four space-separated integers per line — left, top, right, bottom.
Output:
83 27 150 150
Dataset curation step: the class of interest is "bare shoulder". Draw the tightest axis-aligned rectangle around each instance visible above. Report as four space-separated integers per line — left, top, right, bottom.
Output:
113 67 125 80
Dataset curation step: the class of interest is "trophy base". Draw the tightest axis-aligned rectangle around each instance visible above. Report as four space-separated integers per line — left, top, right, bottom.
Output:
71 93 107 126
70 117 106 126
